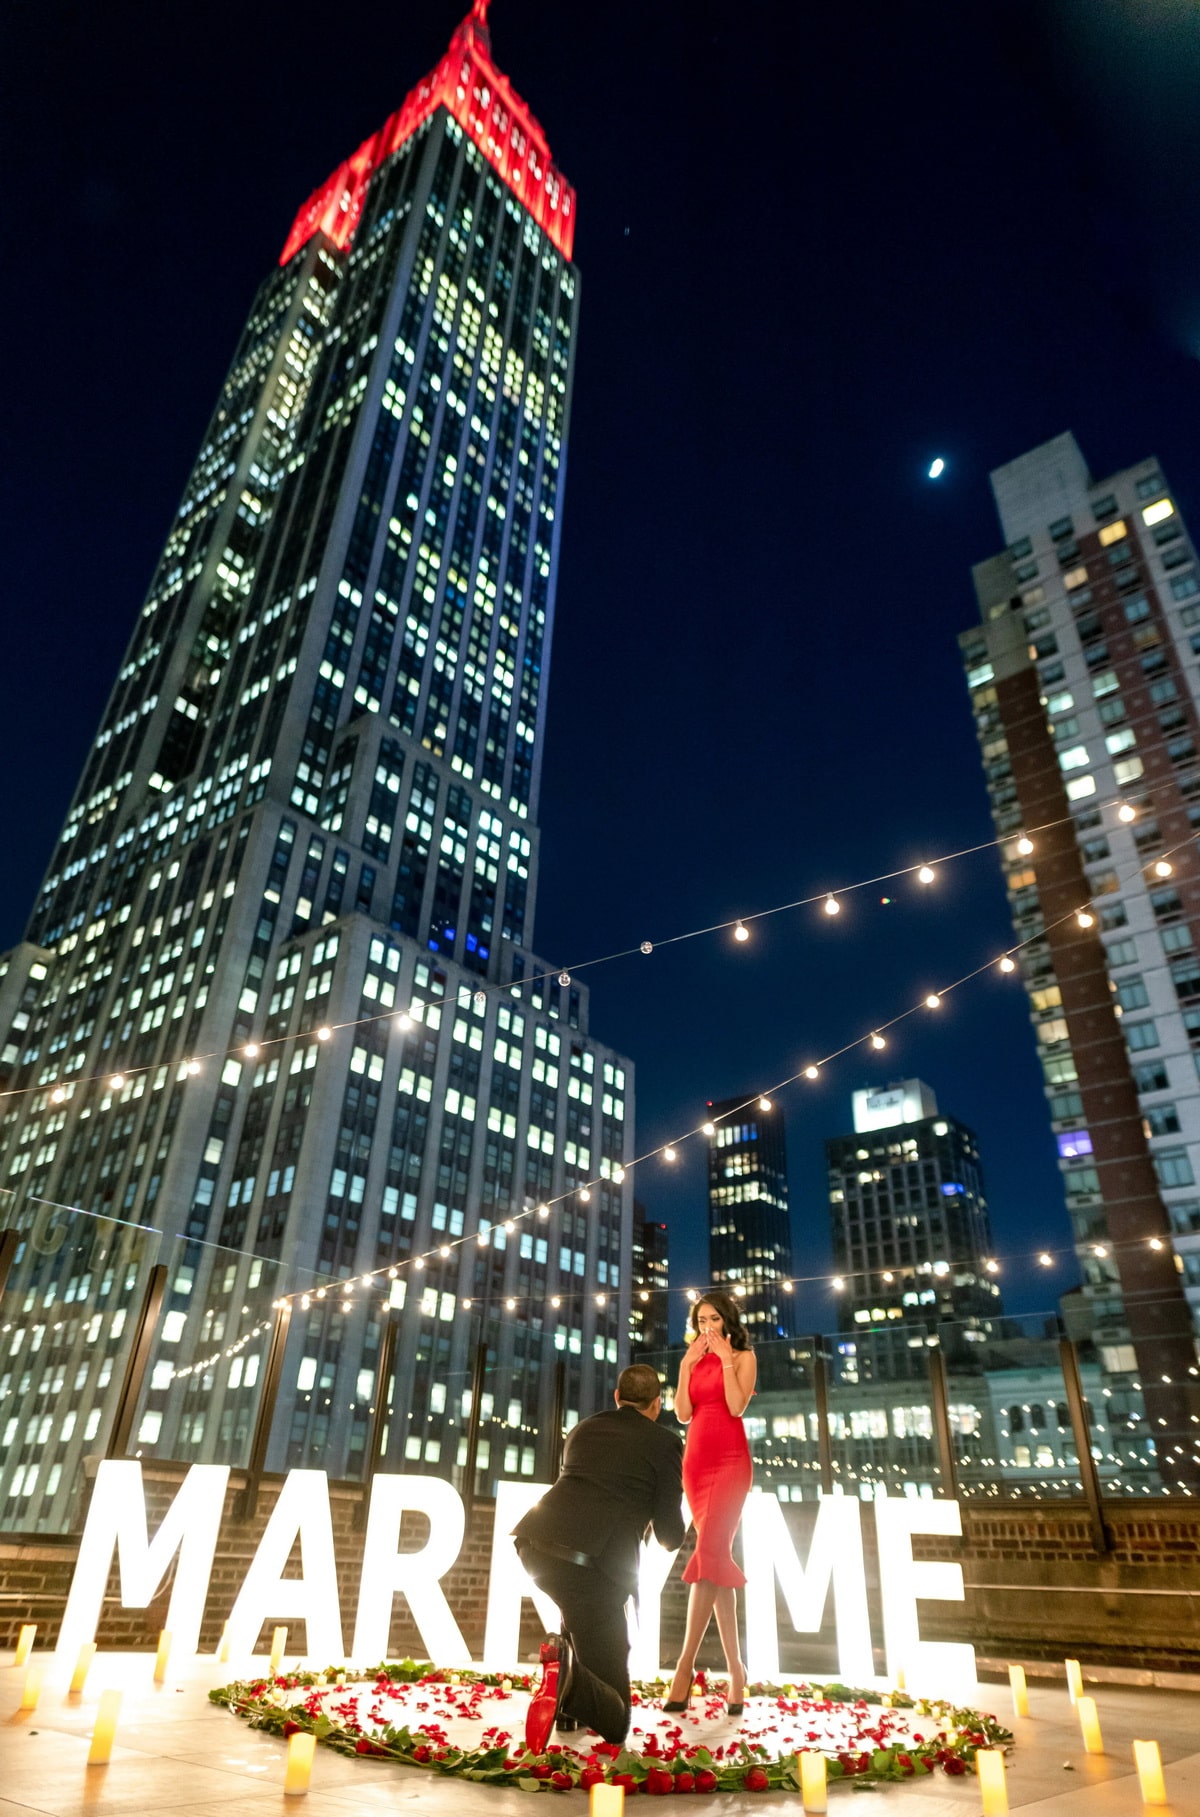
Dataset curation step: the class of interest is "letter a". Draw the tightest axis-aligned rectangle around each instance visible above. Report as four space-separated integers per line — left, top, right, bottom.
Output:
226 1470 342 1661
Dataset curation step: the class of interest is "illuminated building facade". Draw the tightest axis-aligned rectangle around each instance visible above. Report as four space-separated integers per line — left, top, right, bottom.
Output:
824 1082 1000 1383
706 1095 794 1338
629 1202 669 1354
0 3 635 1530
961 431 1200 1486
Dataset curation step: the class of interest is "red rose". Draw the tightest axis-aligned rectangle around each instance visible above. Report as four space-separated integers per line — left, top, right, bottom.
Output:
411 1745 432 1763
282 1720 302 1737
942 1757 968 1777
743 1766 770 1791
921 1757 936 1772
580 1766 605 1788
613 1774 637 1791
694 1768 718 1792
896 1753 914 1775
674 1772 695 1792
550 1770 574 1789
531 1762 553 1778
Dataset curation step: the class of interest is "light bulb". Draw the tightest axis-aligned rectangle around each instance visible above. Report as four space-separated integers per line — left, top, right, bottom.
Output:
824 895 840 916
758 1095 773 1111
477 1231 488 1246
504 1219 515 1233
537 1204 550 1219
186 1059 201 1075
301 1295 311 1310
473 990 487 1007
579 1187 591 1202
664 1146 677 1162
733 1283 745 1297
917 865 935 884
1154 859 1173 878
832 1276 845 1291
804 1065 819 1080
596 1293 606 1307
640 940 653 955
110 1074 125 1090
925 993 941 1010
1118 803 1136 823
1092 1245 1108 1258
782 1280 793 1293
50 1087 66 1103
316 1026 332 1041
999 955 1016 973
387 1266 398 1279
1076 909 1094 928
396 1013 413 1030
558 971 571 987
733 921 750 942
244 1043 259 1059
462 1297 472 1309
870 1033 886 1050
686 1289 699 1302
439 1245 450 1258
1016 835 1034 856
1149 1237 1163 1251
613 1166 626 1182
702 1121 715 1136
506 1297 516 1310
1038 1252 1054 1267
985 1259 999 1274
550 1296 561 1309
640 1290 650 1302
882 1270 894 1283
413 1257 424 1271
316 1287 327 1300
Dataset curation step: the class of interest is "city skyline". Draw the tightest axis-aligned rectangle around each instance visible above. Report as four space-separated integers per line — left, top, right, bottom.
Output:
8 2 1200 1339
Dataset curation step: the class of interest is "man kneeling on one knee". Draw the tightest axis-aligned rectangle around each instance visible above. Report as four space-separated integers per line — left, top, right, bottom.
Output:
512 1363 684 1745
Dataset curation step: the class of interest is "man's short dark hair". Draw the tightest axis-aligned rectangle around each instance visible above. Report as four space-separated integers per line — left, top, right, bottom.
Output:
616 1364 662 1408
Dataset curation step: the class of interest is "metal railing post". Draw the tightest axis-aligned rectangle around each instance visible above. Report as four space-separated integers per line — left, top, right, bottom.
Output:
235 1299 292 1521
1059 1336 1110 1554
356 1310 399 1531
549 1357 567 1482
106 1264 168 1459
461 1340 488 1532
0 1228 20 1302
809 1335 834 1496
926 1343 960 1501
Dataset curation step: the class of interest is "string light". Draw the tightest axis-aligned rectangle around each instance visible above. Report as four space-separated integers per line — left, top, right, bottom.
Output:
831 1276 845 1292
999 955 1016 973
640 940 653 955
758 1095 773 1111
109 1074 124 1090
50 1087 66 1104
1154 859 1173 877
917 865 935 884
186 1060 201 1075
733 921 750 942
558 971 571 987
578 1187 591 1202
823 895 840 916
1038 1252 1054 1268
1016 835 1034 856
1076 909 1095 928
396 1012 413 1030
537 1204 550 1219
1118 803 1137 823
804 1064 819 1080
663 1146 677 1162
244 1043 260 1059
925 993 941 1010
439 1245 450 1258
316 1026 332 1041
702 1121 715 1136
869 1033 886 1050
1149 1237 1164 1251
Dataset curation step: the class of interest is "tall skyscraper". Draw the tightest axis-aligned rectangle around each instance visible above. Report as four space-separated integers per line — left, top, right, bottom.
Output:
629 1201 669 1354
824 1081 1000 1383
705 1095 794 1338
961 431 1200 1486
0 2 635 1529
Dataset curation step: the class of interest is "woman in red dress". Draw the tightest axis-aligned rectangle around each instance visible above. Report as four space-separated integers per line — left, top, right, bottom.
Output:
664 1290 757 1714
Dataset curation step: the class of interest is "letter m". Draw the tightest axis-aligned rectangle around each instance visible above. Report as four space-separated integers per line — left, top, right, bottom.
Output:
57 1461 229 1659
742 1490 874 1682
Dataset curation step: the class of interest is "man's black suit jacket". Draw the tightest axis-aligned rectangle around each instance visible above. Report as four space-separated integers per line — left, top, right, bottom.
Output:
512 1404 685 1596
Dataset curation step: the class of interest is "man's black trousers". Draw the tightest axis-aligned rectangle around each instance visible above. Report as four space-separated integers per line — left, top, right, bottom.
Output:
516 1543 630 1745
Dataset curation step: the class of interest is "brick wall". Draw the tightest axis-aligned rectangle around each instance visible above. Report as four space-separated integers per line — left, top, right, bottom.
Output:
2 1467 1198 1672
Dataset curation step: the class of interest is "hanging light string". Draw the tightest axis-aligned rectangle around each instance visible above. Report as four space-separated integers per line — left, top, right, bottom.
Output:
4 818 1195 1329
0 782 1182 1111
258 825 1199 1313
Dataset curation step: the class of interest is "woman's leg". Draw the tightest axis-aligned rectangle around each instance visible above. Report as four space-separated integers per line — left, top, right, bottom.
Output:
713 1585 745 1703
666 1581 718 1704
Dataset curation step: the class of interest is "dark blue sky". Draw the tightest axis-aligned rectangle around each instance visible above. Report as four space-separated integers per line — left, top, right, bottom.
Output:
4 1 1200 1339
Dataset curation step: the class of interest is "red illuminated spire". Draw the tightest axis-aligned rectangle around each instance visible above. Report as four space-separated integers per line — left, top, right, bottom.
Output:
280 4 575 266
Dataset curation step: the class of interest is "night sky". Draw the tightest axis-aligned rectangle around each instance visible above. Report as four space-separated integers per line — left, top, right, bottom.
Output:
5 0 1200 1340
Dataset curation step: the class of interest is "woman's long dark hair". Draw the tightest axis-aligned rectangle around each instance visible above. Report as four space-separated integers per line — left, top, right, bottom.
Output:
689 1288 751 1352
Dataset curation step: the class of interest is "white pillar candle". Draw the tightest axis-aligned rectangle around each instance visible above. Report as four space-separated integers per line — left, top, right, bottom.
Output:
270 1625 287 1674
284 1731 316 1796
14 1623 36 1666
217 1621 231 1663
977 1748 1008 1815
87 1690 123 1765
70 1641 96 1693
1008 1664 1028 1718
1065 1658 1083 1705
20 1664 43 1711
154 1629 172 1685
1077 1695 1103 1755
1132 1739 1167 1806
590 1786 625 1817
800 1751 827 1813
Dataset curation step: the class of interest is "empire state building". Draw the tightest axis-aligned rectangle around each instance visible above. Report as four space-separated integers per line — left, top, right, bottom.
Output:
0 3 633 1530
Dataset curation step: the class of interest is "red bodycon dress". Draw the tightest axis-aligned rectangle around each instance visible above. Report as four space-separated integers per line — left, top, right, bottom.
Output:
681 1351 753 1586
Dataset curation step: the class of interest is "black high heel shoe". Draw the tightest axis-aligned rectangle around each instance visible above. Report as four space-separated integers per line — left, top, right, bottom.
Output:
662 1677 695 1714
